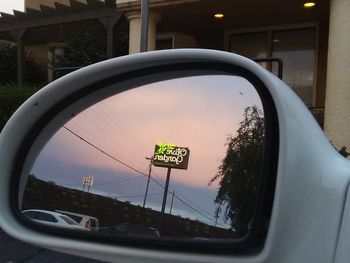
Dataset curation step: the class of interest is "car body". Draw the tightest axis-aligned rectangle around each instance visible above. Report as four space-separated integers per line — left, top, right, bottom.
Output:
55 210 99 230
22 209 85 230
99 223 160 238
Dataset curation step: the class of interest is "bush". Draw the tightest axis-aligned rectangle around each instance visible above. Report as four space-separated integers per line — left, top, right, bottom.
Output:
0 44 45 85
54 23 107 68
0 45 17 83
0 84 39 131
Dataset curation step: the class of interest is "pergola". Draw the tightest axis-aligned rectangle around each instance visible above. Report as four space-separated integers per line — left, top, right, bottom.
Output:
0 0 122 85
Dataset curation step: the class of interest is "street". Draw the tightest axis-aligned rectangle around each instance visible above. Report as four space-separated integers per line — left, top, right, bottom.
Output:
0 228 101 263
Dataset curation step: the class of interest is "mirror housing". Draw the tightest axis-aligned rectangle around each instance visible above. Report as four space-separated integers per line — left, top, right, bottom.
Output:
1 49 349 263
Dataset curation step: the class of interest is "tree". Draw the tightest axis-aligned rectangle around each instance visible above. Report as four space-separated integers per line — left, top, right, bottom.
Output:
54 24 107 68
0 84 39 131
0 44 17 83
0 44 43 85
209 105 264 234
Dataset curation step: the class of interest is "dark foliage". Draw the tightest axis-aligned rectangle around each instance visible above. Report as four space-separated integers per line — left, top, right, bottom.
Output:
54 24 107 67
0 45 17 83
210 106 265 234
0 84 39 131
0 44 44 85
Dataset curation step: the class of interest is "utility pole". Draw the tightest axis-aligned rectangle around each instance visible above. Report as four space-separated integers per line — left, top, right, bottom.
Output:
160 168 171 233
169 191 175 215
143 156 153 208
140 0 149 52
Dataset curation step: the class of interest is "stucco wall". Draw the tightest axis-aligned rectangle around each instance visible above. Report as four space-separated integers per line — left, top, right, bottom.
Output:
324 0 350 150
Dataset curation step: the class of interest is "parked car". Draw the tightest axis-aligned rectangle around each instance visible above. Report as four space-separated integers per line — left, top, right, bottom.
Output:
99 223 160 238
55 210 99 230
22 209 85 230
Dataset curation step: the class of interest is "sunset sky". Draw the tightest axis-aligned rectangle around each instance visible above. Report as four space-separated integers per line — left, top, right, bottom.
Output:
30 74 263 227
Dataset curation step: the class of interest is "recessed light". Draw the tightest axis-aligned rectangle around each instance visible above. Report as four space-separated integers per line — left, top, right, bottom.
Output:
214 13 224 19
304 2 316 8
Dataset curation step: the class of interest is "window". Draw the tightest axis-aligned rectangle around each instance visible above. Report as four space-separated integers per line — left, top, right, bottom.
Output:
23 211 37 219
60 215 79 225
227 25 317 106
229 32 268 59
59 212 82 223
272 28 316 106
36 212 58 223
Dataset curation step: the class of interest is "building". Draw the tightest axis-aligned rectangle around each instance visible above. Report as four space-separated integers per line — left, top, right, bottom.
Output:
0 0 349 152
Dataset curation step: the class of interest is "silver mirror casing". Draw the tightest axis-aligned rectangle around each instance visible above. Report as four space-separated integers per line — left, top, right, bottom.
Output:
0 49 349 263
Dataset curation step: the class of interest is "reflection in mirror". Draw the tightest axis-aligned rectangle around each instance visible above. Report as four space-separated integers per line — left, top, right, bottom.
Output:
21 75 265 241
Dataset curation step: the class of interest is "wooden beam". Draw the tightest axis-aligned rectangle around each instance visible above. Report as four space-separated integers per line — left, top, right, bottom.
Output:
10 28 26 41
99 15 122 58
0 8 120 32
70 0 89 12
13 10 31 22
25 8 44 19
54 3 72 15
16 39 24 86
87 0 105 10
10 29 26 86
105 0 117 8
0 12 16 23
40 5 57 17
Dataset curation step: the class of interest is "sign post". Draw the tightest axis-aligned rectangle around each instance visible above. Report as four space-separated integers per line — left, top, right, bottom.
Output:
142 156 153 208
153 142 190 234
159 167 171 230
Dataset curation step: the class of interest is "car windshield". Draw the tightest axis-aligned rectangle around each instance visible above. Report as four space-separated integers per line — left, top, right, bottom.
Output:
60 215 79 225
60 213 82 223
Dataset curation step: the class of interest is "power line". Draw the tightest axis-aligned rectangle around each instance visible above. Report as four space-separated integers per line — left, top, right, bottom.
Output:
173 194 214 223
63 126 149 177
94 176 144 186
96 103 150 155
114 193 163 199
68 120 136 167
62 126 216 223
171 187 215 221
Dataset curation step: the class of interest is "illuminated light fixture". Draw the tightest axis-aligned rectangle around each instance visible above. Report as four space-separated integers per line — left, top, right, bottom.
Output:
304 2 316 8
214 13 224 19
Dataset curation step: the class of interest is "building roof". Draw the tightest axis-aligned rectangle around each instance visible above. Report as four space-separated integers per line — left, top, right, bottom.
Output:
0 0 118 41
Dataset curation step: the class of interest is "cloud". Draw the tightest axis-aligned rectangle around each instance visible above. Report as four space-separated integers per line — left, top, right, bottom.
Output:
32 74 263 197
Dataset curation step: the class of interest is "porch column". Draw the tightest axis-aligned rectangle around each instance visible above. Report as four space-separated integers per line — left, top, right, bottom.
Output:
99 15 122 58
324 0 350 151
125 11 161 54
11 29 26 86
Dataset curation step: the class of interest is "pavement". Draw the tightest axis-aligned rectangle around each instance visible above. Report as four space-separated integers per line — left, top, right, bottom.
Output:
0 228 101 263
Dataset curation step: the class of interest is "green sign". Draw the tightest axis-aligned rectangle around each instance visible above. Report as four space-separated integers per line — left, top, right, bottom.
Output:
153 142 190 170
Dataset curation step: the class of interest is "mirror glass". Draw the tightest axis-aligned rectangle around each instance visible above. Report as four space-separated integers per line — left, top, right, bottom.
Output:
21 74 265 241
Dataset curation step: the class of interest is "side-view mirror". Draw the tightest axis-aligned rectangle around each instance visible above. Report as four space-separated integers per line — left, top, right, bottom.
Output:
1 49 349 263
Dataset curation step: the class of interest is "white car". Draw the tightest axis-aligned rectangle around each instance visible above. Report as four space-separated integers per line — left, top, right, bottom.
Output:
22 209 85 230
55 210 99 230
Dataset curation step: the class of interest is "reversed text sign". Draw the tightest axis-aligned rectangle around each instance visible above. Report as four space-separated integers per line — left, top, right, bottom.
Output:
153 143 190 170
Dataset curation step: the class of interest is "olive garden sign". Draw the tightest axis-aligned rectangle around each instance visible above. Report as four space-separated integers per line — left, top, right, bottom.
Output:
152 142 190 231
153 142 190 170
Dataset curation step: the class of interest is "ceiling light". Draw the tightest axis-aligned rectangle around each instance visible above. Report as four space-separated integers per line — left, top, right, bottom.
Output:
304 2 316 8
214 13 224 19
